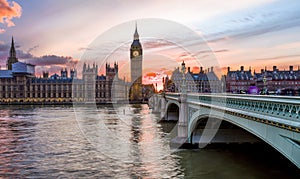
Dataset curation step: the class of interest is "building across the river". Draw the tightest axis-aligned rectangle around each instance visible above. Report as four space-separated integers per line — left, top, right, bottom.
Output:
225 66 254 93
0 37 127 103
225 66 300 95
169 61 221 93
0 25 154 104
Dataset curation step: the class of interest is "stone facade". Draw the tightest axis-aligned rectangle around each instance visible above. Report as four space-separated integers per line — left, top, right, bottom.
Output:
0 62 127 103
225 66 254 93
0 38 128 103
254 66 300 95
170 65 221 93
225 66 300 95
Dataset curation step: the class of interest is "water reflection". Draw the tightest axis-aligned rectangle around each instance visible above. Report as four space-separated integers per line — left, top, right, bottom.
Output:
0 106 37 177
75 104 182 178
0 105 299 178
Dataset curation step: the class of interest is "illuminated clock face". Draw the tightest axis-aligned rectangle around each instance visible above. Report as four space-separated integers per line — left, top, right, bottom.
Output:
133 50 139 57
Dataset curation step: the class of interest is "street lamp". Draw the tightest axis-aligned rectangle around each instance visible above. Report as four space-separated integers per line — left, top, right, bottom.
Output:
263 75 267 95
181 61 186 93
201 79 203 93
221 81 224 93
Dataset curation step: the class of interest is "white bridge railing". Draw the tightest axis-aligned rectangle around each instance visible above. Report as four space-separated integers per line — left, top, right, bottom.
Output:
165 93 300 122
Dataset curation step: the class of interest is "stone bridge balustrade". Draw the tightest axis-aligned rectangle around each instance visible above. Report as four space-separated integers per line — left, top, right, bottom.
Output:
188 94 300 121
149 93 300 168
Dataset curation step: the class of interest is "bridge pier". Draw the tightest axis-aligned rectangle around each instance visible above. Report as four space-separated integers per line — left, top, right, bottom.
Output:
171 93 191 147
160 97 166 119
153 94 159 113
178 93 188 138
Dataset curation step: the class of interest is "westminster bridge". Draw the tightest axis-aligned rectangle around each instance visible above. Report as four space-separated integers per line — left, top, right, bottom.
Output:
149 93 300 168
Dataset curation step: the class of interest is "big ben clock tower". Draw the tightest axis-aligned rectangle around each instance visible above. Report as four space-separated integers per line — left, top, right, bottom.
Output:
130 23 143 101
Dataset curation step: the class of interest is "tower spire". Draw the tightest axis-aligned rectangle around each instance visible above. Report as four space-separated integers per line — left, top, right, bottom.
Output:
134 21 139 40
7 36 18 70
10 36 16 58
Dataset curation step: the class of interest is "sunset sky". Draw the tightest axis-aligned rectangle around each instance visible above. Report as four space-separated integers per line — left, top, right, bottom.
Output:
1 0 300 89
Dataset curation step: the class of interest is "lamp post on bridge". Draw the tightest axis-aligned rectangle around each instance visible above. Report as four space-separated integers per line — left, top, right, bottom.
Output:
263 75 267 95
173 61 189 146
181 61 186 94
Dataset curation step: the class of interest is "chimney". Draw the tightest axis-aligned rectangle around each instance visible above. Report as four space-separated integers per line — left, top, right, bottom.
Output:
200 66 203 73
188 67 190 72
261 69 264 73
227 67 230 72
289 66 293 71
273 66 277 71
211 67 213 72
240 66 244 71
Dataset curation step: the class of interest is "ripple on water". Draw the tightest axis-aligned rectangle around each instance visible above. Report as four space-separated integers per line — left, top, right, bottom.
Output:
0 105 299 178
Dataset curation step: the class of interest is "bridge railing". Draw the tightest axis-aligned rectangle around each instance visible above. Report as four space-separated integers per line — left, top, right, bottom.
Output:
166 93 300 122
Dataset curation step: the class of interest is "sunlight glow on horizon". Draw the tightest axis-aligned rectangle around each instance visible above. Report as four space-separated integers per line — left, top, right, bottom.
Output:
1 0 300 87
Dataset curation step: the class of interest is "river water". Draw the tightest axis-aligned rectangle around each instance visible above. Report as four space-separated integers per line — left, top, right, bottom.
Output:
0 104 299 178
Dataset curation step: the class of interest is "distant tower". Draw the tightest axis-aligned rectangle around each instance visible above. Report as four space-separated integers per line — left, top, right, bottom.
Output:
61 68 68 78
130 22 143 84
7 37 18 70
43 71 49 78
70 68 77 79
130 23 143 101
106 62 118 81
82 63 98 102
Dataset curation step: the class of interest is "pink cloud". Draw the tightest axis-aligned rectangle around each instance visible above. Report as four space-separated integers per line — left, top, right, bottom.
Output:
27 55 78 66
0 0 22 28
0 28 5 33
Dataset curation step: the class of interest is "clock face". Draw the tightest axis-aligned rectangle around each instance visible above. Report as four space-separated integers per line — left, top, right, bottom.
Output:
133 50 139 57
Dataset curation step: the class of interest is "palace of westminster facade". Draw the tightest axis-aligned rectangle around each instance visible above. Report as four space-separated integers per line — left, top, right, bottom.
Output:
0 26 152 104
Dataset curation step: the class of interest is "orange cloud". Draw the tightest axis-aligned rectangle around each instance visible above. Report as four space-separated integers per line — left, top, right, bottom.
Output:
0 0 22 27
145 72 157 78
192 66 199 73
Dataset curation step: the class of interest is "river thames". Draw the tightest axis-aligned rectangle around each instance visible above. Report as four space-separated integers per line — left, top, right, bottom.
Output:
0 104 299 178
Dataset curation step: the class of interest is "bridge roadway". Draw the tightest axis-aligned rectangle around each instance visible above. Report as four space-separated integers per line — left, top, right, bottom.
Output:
149 93 300 168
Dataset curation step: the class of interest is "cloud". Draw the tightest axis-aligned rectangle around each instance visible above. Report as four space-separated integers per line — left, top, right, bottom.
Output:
0 0 22 28
255 54 300 61
142 39 175 51
0 28 5 33
78 47 93 51
35 65 68 76
214 49 228 53
201 0 300 43
0 42 9 51
27 55 79 76
0 40 78 74
27 45 39 54
175 49 228 62
192 66 200 73
0 42 10 61
27 55 78 67
145 72 157 78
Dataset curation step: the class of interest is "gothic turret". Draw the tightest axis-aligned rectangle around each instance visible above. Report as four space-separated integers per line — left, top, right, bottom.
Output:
70 68 77 79
134 22 139 40
7 37 18 70
10 37 16 58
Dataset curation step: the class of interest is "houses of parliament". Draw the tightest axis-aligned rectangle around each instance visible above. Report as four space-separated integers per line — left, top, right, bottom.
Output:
0 26 153 104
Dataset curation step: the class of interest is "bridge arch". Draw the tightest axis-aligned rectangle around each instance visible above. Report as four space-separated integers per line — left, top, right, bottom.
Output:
165 101 180 121
188 107 300 168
